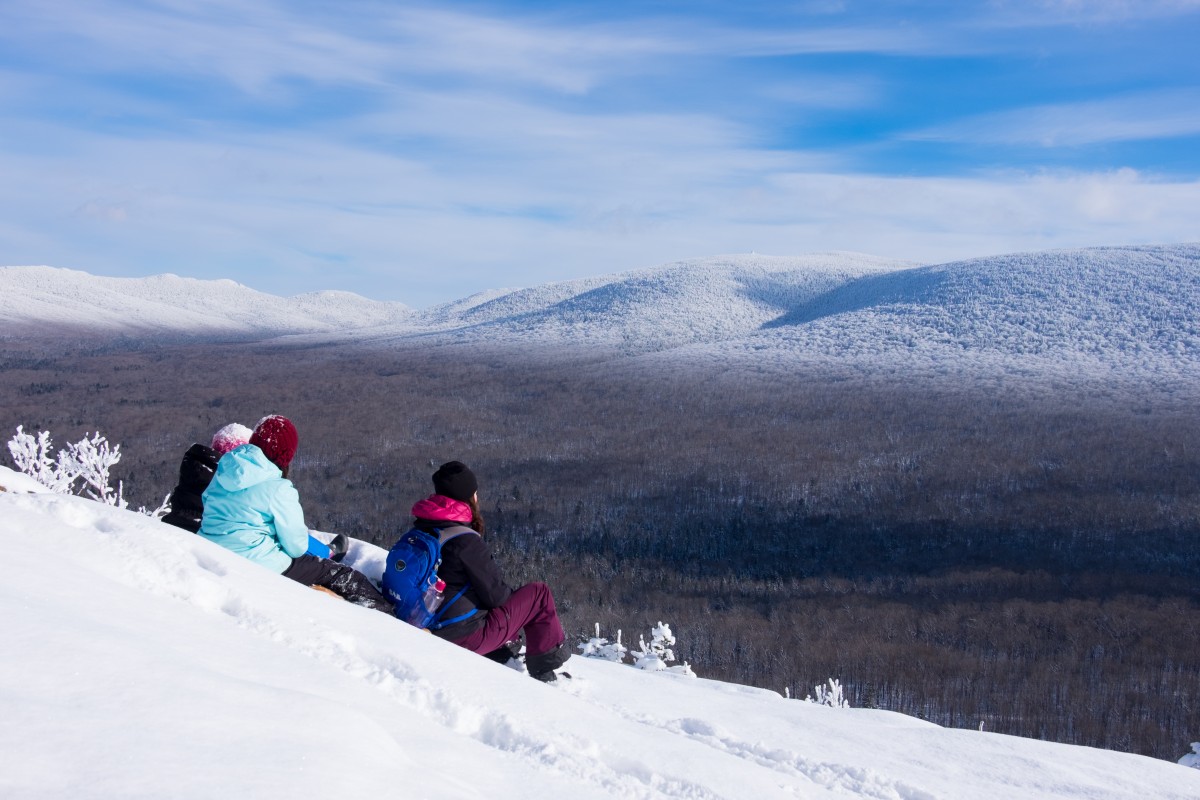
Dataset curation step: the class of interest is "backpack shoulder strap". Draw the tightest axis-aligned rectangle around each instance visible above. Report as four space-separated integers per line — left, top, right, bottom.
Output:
434 525 478 546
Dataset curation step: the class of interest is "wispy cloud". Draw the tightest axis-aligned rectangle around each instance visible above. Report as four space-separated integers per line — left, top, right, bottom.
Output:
1 0 1197 304
0 1 978 98
907 90 1200 146
4 109 1197 305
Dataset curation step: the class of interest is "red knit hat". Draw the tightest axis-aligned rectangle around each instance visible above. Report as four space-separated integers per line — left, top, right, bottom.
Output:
250 415 298 471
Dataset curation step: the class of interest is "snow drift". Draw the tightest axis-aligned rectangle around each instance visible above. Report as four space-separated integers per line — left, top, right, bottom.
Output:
2 466 1198 800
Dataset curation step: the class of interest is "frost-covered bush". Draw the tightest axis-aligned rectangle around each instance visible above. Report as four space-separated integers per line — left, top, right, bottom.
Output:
8 426 126 507
8 426 75 493
579 621 696 677
806 678 850 708
631 621 695 677
579 623 628 662
1180 742 1200 769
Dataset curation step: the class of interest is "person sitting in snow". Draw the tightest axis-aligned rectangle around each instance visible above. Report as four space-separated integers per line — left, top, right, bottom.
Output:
162 422 345 561
198 415 389 612
401 460 571 681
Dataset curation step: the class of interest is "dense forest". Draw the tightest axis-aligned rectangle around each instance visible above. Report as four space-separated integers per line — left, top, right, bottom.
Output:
2 332 1197 761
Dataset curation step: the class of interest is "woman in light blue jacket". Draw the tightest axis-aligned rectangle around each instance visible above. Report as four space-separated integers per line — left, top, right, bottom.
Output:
199 415 392 612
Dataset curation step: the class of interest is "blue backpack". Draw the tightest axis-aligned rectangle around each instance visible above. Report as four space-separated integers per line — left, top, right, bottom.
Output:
382 525 476 629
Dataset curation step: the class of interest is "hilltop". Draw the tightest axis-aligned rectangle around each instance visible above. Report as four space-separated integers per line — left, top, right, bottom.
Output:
2 468 1197 799
3 246 1197 392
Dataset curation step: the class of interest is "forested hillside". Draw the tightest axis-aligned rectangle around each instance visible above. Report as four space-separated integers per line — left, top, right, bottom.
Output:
3 333 1196 761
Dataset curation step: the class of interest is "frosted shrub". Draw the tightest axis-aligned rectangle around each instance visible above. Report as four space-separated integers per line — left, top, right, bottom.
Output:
63 431 125 507
579 623 628 662
7 426 76 493
806 678 850 708
8 426 126 508
631 621 695 677
1180 742 1200 769
579 620 696 677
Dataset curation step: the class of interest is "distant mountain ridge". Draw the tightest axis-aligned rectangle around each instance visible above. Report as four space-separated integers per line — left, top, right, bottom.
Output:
0 266 412 335
3 246 1198 387
407 252 908 351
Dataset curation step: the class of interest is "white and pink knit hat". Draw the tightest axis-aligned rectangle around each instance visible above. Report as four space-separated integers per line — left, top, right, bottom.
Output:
211 423 253 456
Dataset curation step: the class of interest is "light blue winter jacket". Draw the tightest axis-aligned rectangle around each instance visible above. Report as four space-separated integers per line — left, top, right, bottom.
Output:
198 443 309 573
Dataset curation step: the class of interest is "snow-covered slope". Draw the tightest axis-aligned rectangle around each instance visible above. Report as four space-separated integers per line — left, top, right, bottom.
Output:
764 244 1200 357
2 471 1197 799
4 246 1199 389
614 244 1200 388
0 266 411 335
411 253 908 351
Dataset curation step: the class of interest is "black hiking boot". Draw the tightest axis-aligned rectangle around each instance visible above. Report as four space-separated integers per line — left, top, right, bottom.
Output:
328 534 349 562
526 641 571 682
483 640 522 665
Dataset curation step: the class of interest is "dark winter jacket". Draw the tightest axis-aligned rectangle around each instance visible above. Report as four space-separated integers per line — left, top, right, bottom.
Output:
411 495 513 643
161 443 220 533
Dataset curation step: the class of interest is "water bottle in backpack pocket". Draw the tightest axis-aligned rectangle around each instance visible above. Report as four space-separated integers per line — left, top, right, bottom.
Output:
382 526 475 629
412 578 446 626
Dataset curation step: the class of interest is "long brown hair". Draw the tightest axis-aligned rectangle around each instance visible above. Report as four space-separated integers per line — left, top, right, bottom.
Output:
467 494 486 535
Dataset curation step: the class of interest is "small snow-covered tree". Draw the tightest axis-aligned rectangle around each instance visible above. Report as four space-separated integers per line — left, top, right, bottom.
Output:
1180 742 1200 769
579 623 629 662
63 431 125 507
142 494 172 519
805 678 850 708
7 426 75 493
631 621 695 677
7 426 126 507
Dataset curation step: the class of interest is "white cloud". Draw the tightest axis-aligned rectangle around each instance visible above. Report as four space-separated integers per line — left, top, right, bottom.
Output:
2 112 1197 306
907 90 1200 146
1 1 1196 306
0 0 972 101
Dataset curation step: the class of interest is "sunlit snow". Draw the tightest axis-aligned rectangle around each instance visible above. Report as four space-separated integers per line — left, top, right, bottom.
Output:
2 466 1197 799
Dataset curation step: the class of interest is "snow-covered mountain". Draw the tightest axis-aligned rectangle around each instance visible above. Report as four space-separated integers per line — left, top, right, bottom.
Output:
4 245 1199 388
3 468 1197 799
408 253 907 351
0 266 412 335
622 244 1200 387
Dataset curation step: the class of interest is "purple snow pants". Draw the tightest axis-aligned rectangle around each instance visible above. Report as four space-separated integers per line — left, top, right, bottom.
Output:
452 582 565 659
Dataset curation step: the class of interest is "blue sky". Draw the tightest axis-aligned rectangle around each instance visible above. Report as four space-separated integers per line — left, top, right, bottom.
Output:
1 0 1198 306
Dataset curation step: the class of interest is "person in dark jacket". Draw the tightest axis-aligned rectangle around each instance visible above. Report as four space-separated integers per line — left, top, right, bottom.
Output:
162 422 345 560
161 441 222 533
162 423 251 533
410 461 571 682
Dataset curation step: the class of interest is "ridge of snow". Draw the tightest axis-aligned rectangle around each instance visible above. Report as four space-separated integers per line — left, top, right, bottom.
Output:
3 245 1199 389
0 266 410 335
2 472 1197 799
626 243 1200 387
400 252 911 349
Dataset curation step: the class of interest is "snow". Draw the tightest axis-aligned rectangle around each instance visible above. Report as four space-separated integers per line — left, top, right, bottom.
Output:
4 246 1198 393
0 266 411 335
403 252 910 352
0 463 50 493
3 467 1197 800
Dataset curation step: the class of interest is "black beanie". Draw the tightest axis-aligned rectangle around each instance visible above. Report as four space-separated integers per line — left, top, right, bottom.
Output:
433 461 478 502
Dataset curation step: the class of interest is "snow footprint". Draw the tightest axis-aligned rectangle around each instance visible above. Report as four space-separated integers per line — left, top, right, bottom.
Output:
663 717 939 800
